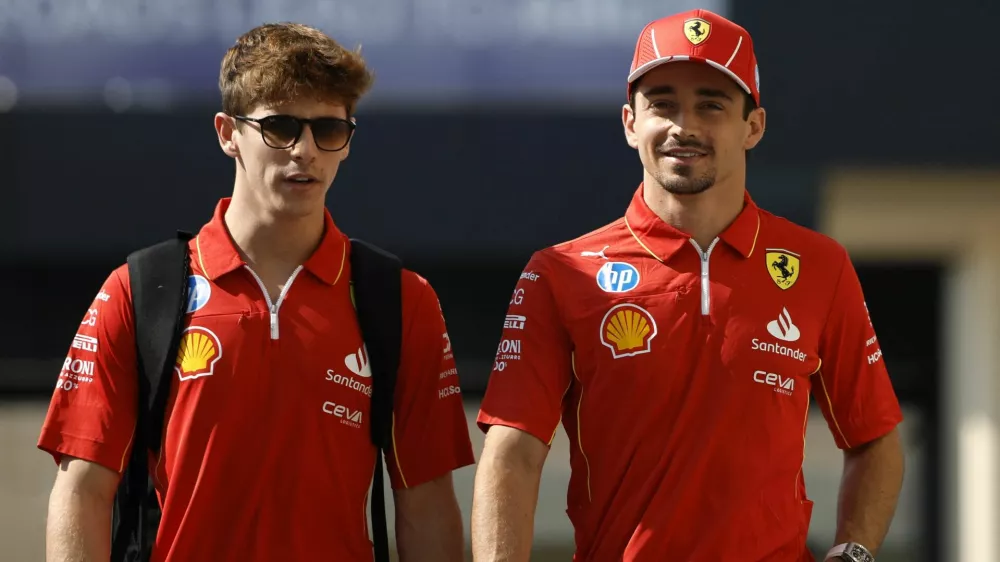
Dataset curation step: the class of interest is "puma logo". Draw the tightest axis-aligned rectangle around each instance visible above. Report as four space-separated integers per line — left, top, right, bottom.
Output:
580 245 609 260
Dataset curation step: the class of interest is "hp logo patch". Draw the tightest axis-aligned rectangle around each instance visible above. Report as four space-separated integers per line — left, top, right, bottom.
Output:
596 262 640 293
186 275 211 314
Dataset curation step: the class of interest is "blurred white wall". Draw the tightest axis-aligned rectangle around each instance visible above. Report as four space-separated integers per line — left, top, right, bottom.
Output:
821 170 1000 562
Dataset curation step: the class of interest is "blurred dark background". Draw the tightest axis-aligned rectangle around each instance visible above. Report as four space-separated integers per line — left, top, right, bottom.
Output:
3 0 990 398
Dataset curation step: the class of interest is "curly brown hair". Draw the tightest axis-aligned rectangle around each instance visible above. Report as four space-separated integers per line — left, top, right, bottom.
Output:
219 23 374 117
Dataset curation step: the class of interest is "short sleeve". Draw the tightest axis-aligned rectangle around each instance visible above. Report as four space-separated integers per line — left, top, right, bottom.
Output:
813 249 903 450
37 266 139 473
476 252 572 446
386 273 476 490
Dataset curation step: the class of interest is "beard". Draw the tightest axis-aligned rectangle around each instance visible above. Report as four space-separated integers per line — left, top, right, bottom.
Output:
654 161 717 195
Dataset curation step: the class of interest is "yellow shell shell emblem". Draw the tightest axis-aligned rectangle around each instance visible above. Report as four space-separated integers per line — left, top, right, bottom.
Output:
765 249 800 290
600 304 658 359
683 18 711 45
174 326 223 381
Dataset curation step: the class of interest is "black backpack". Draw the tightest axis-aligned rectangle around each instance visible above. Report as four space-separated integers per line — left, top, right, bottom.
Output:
111 230 402 562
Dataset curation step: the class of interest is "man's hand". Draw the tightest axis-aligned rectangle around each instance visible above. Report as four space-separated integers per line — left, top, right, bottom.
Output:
46 456 120 562
471 425 549 562
393 472 465 562
830 427 905 557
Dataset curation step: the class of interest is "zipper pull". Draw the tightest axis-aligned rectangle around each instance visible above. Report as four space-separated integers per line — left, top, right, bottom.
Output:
270 311 279 339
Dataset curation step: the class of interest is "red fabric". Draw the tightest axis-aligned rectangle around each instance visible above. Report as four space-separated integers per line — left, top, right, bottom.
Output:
478 184 902 562
38 198 475 562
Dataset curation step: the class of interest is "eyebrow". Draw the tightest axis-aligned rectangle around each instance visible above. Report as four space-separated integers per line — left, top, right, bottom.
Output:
643 85 734 101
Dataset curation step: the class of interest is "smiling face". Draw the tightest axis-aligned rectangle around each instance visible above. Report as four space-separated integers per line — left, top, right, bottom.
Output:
623 61 765 197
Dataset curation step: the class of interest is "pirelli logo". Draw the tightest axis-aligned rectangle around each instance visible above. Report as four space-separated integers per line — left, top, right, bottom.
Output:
71 334 98 353
504 315 526 330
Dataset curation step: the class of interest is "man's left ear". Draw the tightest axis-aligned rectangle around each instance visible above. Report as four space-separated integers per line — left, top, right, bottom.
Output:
744 106 766 151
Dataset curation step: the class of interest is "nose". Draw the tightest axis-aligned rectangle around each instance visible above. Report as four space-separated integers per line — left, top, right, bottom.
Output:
289 124 318 162
668 108 703 139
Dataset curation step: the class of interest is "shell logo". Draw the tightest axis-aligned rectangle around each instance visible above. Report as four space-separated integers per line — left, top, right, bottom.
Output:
174 326 223 381
600 304 658 359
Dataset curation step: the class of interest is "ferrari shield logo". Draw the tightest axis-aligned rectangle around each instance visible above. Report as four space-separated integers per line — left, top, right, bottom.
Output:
684 18 711 45
766 249 800 290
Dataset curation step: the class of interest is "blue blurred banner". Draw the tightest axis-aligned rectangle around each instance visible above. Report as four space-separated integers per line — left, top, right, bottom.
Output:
0 0 723 108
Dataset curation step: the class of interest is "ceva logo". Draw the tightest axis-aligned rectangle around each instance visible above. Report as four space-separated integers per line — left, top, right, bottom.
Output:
753 370 795 396
322 401 363 428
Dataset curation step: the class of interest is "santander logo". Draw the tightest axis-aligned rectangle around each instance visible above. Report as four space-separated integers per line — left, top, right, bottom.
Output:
766 307 800 342
345 345 372 378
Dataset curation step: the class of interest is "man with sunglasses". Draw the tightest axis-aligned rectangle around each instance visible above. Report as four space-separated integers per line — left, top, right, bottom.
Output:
472 9 904 562
38 22 475 562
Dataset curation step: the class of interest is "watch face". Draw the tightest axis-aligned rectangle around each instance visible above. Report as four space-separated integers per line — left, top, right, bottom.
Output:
848 544 873 562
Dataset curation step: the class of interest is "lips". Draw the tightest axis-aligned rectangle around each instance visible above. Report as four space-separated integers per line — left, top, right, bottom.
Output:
662 147 709 157
285 173 318 184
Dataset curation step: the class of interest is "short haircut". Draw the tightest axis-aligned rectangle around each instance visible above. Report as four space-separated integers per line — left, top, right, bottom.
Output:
219 22 374 117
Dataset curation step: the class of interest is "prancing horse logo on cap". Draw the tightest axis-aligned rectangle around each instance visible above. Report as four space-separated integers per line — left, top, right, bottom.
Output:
684 18 711 45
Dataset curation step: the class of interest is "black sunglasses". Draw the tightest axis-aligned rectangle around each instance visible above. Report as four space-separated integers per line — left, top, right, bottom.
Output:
234 114 356 152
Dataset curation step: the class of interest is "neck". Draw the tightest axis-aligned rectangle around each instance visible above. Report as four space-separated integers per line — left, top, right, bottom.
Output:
642 172 746 249
224 189 325 274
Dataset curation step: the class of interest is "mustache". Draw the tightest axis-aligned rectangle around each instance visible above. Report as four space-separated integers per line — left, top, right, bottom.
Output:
660 138 713 153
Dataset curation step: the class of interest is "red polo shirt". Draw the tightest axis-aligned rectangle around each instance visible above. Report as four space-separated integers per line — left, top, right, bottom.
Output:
39 198 475 562
477 184 902 562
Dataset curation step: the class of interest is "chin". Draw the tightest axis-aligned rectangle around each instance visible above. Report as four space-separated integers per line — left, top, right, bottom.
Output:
655 169 716 195
660 180 715 195
270 188 327 218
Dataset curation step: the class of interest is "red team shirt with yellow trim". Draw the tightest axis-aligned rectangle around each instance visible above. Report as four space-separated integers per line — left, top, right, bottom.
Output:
38 198 475 562
477 185 903 562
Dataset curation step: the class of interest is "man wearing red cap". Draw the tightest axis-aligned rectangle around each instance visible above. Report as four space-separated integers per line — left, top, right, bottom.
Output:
471 9 904 562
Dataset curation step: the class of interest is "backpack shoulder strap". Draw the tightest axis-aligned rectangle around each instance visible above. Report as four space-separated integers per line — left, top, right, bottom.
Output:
349 238 403 448
111 230 193 562
127 230 194 449
348 238 403 562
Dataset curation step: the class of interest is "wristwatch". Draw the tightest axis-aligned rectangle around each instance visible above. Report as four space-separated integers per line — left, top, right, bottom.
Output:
826 542 875 562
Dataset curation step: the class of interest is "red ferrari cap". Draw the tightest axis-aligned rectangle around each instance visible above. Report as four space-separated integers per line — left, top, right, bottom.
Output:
627 9 760 105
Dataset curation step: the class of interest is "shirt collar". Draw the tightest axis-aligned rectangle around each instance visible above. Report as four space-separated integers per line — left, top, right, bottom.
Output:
623 183 761 262
194 197 348 286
